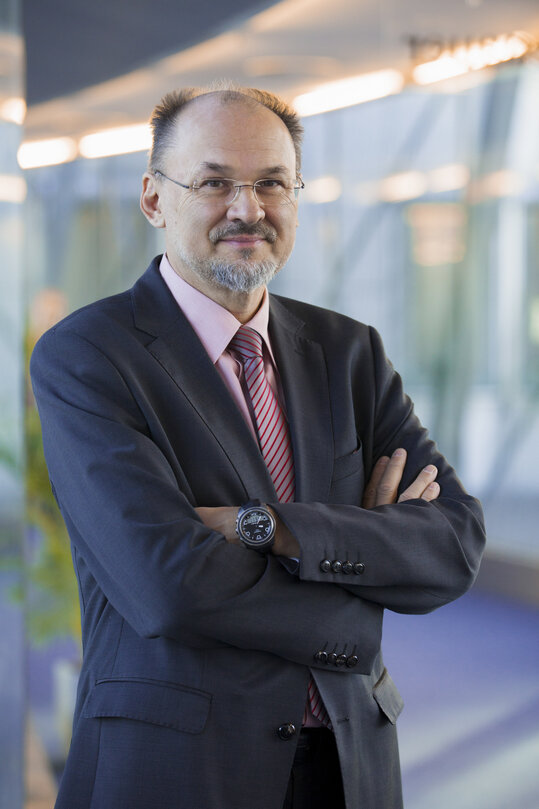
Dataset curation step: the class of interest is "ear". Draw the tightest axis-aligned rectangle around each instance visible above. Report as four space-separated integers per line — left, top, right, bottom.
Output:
140 173 166 228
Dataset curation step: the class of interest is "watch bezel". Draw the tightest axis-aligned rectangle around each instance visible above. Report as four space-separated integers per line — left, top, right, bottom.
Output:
236 501 276 553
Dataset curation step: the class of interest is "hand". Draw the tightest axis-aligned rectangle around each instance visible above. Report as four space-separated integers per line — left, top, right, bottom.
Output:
195 505 300 558
362 448 440 509
195 506 240 544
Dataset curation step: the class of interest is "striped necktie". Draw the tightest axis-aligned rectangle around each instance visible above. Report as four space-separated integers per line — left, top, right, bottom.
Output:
229 326 295 503
230 325 331 729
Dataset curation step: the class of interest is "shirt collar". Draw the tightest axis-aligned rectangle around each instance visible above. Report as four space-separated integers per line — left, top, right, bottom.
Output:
159 254 273 364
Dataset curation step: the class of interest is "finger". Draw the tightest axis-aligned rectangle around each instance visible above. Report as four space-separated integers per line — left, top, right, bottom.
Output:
397 465 438 502
374 448 407 506
421 481 440 502
362 455 390 509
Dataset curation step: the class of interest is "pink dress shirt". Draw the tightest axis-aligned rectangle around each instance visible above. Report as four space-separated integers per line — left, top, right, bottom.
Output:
159 254 283 440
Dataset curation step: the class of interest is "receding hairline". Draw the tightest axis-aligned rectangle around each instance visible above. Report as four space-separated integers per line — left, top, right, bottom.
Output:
148 83 303 174
168 90 294 145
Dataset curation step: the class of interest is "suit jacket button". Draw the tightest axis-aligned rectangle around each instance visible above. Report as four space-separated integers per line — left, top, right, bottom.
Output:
327 652 338 665
331 560 343 573
277 723 296 740
320 559 332 573
346 655 359 668
336 654 347 667
353 562 365 575
314 651 328 663
342 561 353 574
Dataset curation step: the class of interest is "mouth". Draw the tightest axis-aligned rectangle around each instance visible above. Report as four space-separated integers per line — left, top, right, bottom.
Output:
219 236 266 247
210 225 277 247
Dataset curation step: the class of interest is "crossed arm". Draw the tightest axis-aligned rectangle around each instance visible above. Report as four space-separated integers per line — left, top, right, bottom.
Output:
196 447 440 556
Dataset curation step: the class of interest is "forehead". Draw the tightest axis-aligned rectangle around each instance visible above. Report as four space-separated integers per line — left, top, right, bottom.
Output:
166 94 296 176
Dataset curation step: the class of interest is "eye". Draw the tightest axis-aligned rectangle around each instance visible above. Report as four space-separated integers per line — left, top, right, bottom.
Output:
257 179 285 189
198 178 230 190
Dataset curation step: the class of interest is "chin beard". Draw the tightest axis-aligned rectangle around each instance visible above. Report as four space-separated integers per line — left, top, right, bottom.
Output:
183 255 279 293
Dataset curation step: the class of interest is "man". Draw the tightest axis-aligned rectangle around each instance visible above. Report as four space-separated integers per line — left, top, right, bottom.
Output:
31 85 485 809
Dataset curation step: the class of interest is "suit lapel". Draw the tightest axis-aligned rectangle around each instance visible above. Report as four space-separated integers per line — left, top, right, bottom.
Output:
268 296 334 503
131 260 334 505
131 260 276 501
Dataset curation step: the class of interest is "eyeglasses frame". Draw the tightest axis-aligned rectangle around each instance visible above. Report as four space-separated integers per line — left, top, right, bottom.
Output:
153 169 305 205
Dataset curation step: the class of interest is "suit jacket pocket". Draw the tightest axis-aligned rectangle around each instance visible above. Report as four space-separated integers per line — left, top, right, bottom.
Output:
332 440 363 481
373 668 404 725
84 677 212 734
329 441 364 503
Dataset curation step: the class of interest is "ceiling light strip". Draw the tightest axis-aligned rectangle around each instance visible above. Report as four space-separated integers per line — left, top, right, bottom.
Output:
294 70 404 117
413 32 531 85
16 30 535 168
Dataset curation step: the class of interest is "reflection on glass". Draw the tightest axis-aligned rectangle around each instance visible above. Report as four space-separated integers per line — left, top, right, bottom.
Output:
0 3 25 809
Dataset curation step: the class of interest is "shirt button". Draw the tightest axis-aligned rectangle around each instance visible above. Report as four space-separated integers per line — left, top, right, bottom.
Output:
277 723 296 740
342 561 353 574
353 562 365 575
331 560 343 573
320 559 332 573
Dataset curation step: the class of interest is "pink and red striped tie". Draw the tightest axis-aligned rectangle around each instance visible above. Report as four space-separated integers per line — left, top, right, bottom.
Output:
229 326 295 503
230 326 331 729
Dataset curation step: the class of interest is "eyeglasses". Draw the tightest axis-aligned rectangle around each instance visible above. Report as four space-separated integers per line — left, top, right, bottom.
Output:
154 169 304 207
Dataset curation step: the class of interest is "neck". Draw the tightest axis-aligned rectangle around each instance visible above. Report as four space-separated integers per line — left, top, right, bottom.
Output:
168 257 266 322
204 284 265 322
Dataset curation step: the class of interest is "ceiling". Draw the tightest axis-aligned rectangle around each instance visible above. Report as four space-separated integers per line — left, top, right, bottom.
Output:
22 0 275 105
22 0 539 140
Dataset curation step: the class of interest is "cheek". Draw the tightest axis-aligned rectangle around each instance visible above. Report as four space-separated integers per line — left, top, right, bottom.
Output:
277 215 298 252
168 209 216 246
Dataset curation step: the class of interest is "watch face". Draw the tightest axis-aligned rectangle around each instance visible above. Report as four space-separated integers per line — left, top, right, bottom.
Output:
240 510 274 544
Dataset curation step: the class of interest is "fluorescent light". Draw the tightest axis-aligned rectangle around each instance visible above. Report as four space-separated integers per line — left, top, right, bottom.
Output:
378 171 428 202
413 33 531 85
17 137 78 169
303 176 342 204
427 164 470 193
413 53 468 85
79 123 151 159
0 97 26 125
294 70 404 117
473 170 525 199
0 174 27 203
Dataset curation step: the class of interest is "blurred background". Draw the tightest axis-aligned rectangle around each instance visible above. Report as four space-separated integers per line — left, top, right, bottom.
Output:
1 0 538 807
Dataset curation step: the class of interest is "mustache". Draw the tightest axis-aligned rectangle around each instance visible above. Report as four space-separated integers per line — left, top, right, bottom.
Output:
209 223 277 245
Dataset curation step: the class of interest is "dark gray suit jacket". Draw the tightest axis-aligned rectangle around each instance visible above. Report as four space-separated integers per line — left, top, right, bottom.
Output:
30 256 485 809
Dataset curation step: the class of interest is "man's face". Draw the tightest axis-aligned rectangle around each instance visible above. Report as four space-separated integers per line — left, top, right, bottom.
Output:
147 95 299 297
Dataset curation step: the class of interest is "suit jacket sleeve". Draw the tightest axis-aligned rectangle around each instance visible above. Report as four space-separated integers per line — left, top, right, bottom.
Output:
30 322 383 674
271 325 486 615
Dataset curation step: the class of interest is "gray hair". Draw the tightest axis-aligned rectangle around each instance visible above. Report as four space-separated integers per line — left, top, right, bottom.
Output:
148 80 304 174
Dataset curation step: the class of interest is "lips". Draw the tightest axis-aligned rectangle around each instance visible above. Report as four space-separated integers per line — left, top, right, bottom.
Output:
220 236 265 245
210 225 277 245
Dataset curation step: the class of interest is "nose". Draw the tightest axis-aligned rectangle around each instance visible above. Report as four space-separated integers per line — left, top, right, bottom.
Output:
226 185 265 224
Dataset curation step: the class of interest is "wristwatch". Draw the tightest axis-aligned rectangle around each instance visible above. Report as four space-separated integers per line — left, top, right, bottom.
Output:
235 499 276 554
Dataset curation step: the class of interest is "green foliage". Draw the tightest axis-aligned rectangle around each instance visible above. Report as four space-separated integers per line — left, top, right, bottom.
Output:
0 331 81 648
24 400 82 646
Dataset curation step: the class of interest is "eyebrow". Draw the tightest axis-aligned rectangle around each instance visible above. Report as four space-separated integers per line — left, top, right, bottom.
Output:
198 161 291 177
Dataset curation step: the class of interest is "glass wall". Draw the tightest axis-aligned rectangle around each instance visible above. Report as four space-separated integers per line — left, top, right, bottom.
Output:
0 1 25 807
275 62 539 569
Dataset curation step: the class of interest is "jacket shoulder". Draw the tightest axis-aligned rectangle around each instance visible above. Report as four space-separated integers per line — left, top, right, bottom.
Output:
31 257 167 362
270 293 375 343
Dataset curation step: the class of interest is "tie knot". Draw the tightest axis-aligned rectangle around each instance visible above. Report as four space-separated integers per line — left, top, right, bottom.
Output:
230 326 263 361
